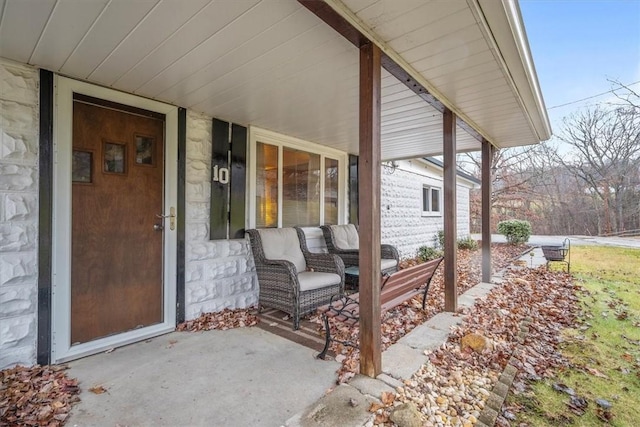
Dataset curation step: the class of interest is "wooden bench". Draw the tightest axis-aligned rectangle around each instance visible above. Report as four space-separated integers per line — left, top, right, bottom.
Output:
316 257 443 359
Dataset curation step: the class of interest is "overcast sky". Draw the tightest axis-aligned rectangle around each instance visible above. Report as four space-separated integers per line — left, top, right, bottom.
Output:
520 0 640 140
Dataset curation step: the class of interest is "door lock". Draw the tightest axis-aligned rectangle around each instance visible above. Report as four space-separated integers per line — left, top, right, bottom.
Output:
156 207 176 231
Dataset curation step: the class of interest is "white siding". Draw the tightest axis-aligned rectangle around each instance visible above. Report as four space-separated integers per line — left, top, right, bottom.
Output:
381 159 473 259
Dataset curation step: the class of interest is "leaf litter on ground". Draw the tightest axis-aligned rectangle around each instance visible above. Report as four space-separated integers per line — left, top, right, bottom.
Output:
0 364 80 426
176 307 259 331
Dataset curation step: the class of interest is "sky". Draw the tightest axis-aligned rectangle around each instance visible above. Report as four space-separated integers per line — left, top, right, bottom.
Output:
519 0 640 141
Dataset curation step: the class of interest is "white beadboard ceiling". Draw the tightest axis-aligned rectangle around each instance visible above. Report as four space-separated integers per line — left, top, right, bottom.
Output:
0 0 550 160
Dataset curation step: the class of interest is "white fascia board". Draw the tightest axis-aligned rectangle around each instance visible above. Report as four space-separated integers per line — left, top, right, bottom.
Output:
473 0 552 141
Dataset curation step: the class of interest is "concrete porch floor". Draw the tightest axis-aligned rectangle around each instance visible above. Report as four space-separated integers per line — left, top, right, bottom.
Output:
67 250 545 427
67 327 340 426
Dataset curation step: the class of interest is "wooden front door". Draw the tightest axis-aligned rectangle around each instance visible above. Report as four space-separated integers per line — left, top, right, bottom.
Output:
71 96 165 345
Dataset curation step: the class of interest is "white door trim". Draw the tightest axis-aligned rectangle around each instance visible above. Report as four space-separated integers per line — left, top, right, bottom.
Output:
51 76 178 363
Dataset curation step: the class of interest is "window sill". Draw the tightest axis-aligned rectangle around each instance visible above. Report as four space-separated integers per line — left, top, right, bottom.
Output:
421 212 442 218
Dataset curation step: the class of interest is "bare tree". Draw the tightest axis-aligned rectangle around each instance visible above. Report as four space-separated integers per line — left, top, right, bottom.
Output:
556 90 640 234
462 81 640 236
460 143 558 233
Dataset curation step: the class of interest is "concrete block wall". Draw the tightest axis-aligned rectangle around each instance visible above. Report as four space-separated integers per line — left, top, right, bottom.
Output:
184 111 258 320
0 59 39 369
381 160 472 259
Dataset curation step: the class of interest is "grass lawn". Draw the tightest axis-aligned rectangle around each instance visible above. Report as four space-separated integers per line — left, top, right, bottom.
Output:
510 245 640 426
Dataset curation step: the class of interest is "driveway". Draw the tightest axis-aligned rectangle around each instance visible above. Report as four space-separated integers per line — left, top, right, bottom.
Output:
472 234 640 249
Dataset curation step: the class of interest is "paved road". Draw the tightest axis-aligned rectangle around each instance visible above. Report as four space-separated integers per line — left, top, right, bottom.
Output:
471 234 640 249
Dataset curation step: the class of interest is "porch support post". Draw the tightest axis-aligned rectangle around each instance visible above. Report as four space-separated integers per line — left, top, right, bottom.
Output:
358 41 382 378
481 139 493 283
443 108 457 312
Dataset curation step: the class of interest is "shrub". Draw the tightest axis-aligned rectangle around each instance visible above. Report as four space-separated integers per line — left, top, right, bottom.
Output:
417 245 443 262
435 230 445 249
457 236 479 250
434 230 478 250
497 219 532 244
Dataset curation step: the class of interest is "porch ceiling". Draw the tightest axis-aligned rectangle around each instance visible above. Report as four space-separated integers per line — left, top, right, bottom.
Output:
0 0 550 159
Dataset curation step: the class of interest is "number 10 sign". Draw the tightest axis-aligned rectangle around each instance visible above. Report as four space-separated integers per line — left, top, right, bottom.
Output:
212 164 229 184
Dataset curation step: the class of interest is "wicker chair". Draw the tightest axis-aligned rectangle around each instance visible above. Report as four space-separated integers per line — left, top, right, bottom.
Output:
320 224 400 275
247 227 345 330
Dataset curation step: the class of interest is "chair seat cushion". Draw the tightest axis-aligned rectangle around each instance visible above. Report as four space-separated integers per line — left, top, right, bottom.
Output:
381 258 398 271
298 271 342 291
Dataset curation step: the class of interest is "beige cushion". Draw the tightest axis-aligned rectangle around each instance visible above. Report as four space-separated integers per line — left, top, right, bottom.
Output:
381 258 398 271
297 271 342 291
258 228 306 273
331 224 359 250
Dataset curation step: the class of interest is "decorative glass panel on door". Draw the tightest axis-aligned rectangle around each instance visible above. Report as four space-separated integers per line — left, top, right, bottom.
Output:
282 147 320 227
256 142 278 228
324 157 339 225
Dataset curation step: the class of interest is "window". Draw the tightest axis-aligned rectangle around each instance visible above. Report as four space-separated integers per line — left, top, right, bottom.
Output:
256 142 278 228
422 185 441 215
251 128 346 228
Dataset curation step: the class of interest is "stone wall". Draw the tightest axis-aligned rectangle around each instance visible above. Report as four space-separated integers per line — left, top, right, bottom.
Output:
184 111 258 320
381 160 473 259
0 59 39 369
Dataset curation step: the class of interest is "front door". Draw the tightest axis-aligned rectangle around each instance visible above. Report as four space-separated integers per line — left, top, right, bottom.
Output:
71 97 164 344
52 76 177 363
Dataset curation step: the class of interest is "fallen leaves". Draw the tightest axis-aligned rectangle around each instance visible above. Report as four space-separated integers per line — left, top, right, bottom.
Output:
0 364 80 426
566 395 588 416
177 307 259 332
88 385 107 395
367 392 396 425
584 367 608 379
322 244 529 384
552 383 575 396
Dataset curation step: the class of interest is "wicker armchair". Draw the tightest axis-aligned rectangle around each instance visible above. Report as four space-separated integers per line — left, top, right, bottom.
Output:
320 224 400 275
247 227 345 330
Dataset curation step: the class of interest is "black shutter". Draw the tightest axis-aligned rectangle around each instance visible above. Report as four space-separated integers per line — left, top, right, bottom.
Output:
210 119 229 239
177 108 187 323
349 154 359 225
230 124 247 238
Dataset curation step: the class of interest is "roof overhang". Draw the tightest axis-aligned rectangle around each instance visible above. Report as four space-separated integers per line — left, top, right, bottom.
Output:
0 0 551 159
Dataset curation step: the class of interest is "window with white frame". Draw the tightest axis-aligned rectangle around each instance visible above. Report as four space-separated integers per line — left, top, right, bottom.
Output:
251 128 346 228
422 185 441 215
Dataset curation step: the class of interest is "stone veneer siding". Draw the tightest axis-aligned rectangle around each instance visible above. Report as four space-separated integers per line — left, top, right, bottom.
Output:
0 59 39 369
184 111 258 320
381 159 473 259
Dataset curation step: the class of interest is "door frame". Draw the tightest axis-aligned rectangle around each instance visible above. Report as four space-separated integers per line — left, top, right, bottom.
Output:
51 76 178 363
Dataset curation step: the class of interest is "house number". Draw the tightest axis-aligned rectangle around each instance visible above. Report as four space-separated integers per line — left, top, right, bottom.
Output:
212 165 229 184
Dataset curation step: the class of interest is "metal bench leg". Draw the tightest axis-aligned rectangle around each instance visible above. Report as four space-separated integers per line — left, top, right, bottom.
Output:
317 314 332 360
422 284 431 310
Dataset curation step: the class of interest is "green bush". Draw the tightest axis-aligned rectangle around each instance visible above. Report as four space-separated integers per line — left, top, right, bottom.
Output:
434 230 478 250
497 219 532 244
417 245 443 262
457 236 479 250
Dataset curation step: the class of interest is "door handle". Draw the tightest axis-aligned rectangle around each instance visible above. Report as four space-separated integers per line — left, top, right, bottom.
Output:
156 207 176 230
153 223 164 231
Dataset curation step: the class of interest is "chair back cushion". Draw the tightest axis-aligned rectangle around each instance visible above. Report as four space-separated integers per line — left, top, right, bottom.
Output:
330 224 359 250
257 228 307 273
